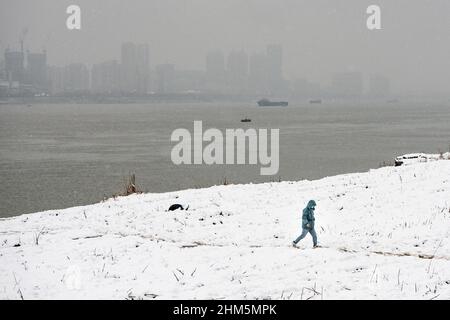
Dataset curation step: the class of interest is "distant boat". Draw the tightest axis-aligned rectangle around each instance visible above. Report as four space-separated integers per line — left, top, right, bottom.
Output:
240 117 251 123
309 99 322 104
257 98 288 107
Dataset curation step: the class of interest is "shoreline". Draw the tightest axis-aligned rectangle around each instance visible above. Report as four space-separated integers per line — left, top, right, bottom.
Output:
1 154 448 219
1 160 449 299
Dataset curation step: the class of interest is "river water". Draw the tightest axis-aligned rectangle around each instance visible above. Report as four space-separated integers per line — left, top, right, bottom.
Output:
0 101 449 217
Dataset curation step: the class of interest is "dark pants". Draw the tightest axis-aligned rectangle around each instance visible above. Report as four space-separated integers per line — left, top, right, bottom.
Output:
294 228 317 246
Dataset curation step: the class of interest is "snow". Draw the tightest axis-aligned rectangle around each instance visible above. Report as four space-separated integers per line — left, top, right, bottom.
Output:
0 160 449 300
395 152 450 166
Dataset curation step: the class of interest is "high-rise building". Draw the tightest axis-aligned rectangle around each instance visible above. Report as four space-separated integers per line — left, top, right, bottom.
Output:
249 53 268 95
4 49 25 84
0 59 6 80
0 59 7 81
205 51 225 93
27 50 48 92
63 63 89 93
226 50 248 94
0 59 8 96
120 42 137 93
48 66 65 95
155 64 175 94
266 44 283 93
120 42 149 94
136 44 150 94
91 60 121 94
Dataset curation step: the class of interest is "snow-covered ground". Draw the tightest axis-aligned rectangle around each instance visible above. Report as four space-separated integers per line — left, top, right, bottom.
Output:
0 161 449 300
395 152 450 166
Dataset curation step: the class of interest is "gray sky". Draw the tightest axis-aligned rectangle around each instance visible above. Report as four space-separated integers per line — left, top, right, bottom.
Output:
1 0 450 94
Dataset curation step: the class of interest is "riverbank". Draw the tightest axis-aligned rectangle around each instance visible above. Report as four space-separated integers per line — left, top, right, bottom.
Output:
0 160 449 299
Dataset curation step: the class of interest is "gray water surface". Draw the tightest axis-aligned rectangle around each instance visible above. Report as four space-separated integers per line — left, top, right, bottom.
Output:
1 101 449 217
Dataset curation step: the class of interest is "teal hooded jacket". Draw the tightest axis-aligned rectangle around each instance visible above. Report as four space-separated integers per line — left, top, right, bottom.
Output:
302 200 316 230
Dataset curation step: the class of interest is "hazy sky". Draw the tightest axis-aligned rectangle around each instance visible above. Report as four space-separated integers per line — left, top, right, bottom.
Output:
1 0 450 94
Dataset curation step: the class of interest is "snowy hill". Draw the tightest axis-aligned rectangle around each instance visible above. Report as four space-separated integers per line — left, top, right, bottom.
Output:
0 161 449 299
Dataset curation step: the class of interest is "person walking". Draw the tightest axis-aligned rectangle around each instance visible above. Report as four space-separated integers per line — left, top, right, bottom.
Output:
293 200 318 248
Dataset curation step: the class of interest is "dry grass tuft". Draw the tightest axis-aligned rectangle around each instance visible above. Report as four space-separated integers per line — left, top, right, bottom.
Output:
111 173 143 198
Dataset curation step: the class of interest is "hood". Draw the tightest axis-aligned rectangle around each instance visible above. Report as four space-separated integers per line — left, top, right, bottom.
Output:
307 200 316 209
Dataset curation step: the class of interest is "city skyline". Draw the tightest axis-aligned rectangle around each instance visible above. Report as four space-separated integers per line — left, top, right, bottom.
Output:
1 40 392 99
2 0 450 96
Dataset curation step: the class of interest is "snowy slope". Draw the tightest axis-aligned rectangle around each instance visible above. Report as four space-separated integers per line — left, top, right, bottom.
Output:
0 161 449 300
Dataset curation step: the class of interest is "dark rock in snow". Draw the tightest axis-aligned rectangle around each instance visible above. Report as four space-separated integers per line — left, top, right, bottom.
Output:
168 204 189 211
